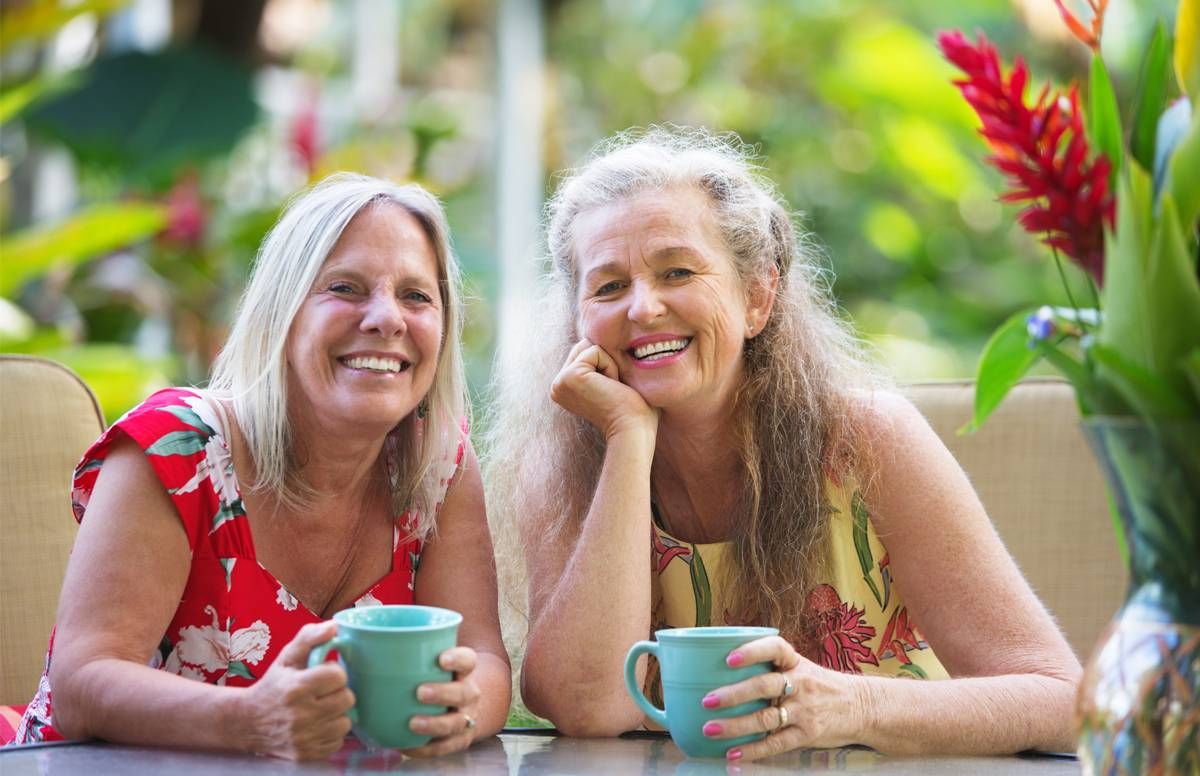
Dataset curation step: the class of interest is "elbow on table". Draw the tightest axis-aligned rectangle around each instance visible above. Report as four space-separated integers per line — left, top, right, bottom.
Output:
521 677 642 738
45 677 92 741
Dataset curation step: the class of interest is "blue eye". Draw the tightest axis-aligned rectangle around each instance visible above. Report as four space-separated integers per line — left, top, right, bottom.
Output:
329 282 356 294
595 280 623 296
665 268 693 280
404 290 434 303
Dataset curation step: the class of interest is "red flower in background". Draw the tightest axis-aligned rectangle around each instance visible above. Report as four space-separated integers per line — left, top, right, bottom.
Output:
1051 0 1107 52
290 87 321 177
805 584 879 674
938 30 1115 286
162 173 206 247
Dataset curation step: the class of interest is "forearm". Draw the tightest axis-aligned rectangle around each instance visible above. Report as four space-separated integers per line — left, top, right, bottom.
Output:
849 672 1078 755
472 650 513 738
52 658 254 751
523 431 655 733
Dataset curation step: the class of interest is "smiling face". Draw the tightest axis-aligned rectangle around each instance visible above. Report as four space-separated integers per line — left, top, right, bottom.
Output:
573 186 772 416
285 202 444 439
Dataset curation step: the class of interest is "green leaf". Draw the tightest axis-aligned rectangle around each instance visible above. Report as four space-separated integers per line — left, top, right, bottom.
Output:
688 544 712 627
1035 339 1102 414
158 404 215 437
959 309 1042 434
226 661 256 681
899 662 928 679
1098 165 1200 410
0 72 80 127
1088 55 1123 190
851 491 883 608
1153 98 1194 204
0 202 168 297
0 0 130 54
1164 103 1200 230
1184 348 1200 406
24 46 258 186
1088 342 1193 417
1130 23 1170 173
145 430 207 457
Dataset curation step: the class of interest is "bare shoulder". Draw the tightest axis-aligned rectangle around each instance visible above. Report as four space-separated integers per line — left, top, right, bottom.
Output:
843 388 935 458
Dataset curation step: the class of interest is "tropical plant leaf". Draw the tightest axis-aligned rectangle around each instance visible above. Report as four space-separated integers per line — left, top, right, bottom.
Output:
1088 342 1193 418
851 491 883 608
1164 103 1200 229
1034 339 1103 414
145 431 207 457
24 46 258 186
1184 348 1200 406
899 662 928 679
1153 98 1194 204
0 202 168 297
688 544 712 627
0 0 130 54
960 308 1042 434
1087 54 1123 190
226 661 256 681
1130 23 1170 173
0 72 80 127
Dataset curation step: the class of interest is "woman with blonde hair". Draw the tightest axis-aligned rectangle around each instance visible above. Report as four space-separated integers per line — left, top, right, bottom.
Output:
488 127 1080 761
8 173 510 759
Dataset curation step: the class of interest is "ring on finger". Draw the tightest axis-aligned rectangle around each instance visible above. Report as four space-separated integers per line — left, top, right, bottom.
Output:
774 704 790 732
775 673 795 705
463 714 477 730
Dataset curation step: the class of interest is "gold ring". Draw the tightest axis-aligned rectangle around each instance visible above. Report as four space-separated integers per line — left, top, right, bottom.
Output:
775 704 790 731
464 714 476 730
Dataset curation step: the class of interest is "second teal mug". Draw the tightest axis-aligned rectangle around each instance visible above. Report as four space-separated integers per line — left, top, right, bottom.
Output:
307 604 462 749
624 626 779 759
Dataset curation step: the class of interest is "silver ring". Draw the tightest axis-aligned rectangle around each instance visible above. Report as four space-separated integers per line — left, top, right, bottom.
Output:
775 704 790 731
464 713 476 730
777 674 795 703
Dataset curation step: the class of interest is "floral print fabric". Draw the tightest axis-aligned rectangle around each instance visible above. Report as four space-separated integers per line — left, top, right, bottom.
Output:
11 388 465 745
650 477 949 690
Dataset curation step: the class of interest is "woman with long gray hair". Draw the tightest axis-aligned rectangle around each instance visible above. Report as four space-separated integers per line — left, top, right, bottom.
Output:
488 127 1079 760
9 173 510 759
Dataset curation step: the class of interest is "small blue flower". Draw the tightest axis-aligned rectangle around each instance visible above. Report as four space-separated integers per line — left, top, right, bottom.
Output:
1026 305 1056 345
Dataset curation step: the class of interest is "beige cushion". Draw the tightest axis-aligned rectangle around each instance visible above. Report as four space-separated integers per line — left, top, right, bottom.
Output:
0 355 104 705
906 378 1125 659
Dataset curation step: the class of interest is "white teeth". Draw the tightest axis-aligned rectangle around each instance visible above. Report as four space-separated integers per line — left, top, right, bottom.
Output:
343 356 406 373
632 338 690 359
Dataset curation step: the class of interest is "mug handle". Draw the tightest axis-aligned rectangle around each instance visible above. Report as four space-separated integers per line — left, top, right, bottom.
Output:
306 636 359 724
624 640 668 729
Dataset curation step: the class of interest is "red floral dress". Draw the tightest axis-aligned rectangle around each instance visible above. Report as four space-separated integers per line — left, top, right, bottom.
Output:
8 388 465 745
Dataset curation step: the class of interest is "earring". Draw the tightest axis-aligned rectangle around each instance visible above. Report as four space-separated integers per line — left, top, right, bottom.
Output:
417 398 429 419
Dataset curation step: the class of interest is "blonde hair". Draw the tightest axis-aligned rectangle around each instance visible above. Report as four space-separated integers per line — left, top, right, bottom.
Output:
210 172 467 539
485 126 886 647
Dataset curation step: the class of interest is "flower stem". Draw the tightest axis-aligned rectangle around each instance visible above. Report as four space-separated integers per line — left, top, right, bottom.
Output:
1052 247 1082 314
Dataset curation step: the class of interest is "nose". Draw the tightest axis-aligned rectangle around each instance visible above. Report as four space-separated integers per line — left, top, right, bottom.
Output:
627 280 666 325
359 291 407 338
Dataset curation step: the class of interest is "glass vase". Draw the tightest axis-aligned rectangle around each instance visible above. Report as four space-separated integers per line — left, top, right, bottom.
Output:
1075 417 1200 776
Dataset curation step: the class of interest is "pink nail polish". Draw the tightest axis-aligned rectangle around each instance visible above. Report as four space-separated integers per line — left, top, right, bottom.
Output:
703 721 723 737
726 651 744 667
702 693 721 709
727 748 743 761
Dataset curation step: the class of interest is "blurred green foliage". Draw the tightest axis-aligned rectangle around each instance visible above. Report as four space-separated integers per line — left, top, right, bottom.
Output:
0 0 1177 422
545 0 1174 379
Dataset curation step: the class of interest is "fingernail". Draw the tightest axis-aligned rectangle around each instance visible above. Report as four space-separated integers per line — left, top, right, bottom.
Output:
417 686 433 702
411 718 428 732
726 651 744 667
702 693 721 709
727 748 742 761
703 721 723 737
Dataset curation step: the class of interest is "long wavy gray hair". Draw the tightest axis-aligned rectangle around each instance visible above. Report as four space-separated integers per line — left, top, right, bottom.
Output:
485 126 885 651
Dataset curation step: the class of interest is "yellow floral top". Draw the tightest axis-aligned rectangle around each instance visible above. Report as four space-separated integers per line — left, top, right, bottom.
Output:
650 476 949 682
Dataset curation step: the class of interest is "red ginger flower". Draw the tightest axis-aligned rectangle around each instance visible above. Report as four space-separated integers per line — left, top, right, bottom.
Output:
938 30 1115 286
1052 0 1107 53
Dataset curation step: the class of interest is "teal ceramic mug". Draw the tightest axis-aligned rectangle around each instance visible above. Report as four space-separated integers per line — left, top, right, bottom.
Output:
307 604 462 749
624 626 779 759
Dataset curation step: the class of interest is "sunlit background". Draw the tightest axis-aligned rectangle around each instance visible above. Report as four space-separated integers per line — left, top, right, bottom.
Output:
0 0 1174 421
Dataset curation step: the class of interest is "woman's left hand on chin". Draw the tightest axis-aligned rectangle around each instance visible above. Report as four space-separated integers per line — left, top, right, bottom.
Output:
700 636 863 762
401 646 483 757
